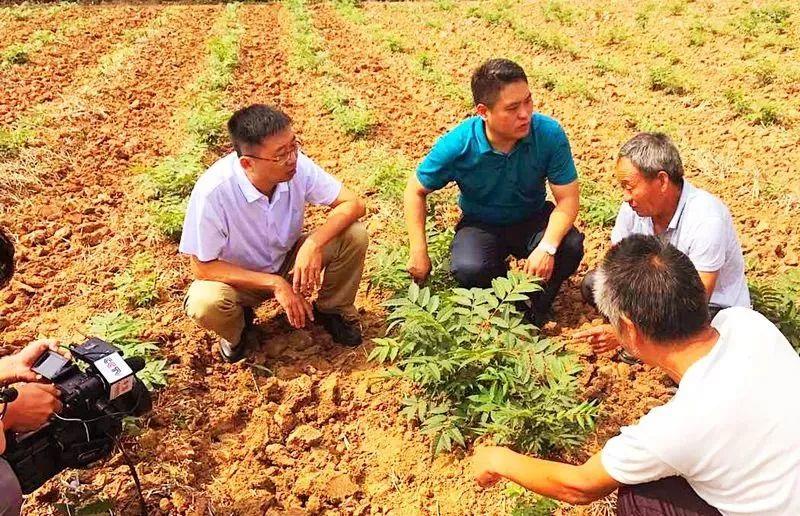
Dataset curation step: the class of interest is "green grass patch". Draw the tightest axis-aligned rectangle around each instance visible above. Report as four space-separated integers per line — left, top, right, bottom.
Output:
688 20 709 46
648 64 690 95
748 56 779 86
414 52 471 108
114 253 160 308
285 0 326 71
322 86 374 138
435 0 455 11
332 0 365 24
368 228 454 295
600 23 630 45
1 29 56 66
738 6 791 36
369 273 597 455
593 56 625 75
144 3 242 240
542 0 575 25
384 33 406 53
581 181 618 228
150 197 188 243
515 25 575 55
724 89 783 126
0 126 32 158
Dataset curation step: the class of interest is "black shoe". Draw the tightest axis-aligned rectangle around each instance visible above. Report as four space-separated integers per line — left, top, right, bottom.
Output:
521 304 551 329
313 304 362 347
219 307 257 363
220 337 246 363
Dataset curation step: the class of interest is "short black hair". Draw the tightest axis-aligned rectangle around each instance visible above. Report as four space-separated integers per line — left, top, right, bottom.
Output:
0 227 15 290
595 234 708 343
471 58 527 108
619 132 684 186
227 104 292 156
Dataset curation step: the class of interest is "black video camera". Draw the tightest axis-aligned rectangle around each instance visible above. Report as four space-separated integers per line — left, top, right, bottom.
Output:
2 338 152 494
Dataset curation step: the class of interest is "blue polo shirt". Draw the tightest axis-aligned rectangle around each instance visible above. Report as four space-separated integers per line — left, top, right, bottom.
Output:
417 114 577 225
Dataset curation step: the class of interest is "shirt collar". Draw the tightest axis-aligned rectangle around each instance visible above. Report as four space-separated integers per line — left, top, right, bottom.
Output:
475 117 534 155
667 180 694 230
232 154 289 204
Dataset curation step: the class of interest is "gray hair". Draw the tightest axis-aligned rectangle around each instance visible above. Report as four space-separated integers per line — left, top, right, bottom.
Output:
595 235 708 343
618 132 684 185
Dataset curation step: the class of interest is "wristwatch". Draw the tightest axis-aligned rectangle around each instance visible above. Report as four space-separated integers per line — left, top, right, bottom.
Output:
538 242 558 256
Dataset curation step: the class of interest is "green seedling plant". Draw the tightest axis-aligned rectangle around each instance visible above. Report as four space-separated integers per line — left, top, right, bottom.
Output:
368 228 454 295
285 0 326 71
0 127 32 158
1 29 56 67
322 86 374 138
750 276 800 352
542 0 575 25
332 0 365 24
581 181 618 228
114 253 160 308
144 3 241 240
505 483 560 515
88 312 169 389
738 6 791 36
370 272 597 456
648 64 690 95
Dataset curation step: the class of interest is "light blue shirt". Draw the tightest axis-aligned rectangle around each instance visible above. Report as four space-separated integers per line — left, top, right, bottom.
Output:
179 151 342 273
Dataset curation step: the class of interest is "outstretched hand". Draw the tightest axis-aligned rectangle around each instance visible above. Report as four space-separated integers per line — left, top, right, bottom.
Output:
573 324 620 354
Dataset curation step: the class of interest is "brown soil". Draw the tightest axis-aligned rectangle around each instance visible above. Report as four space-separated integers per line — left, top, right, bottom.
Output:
0 6 165 126
0 2 797 515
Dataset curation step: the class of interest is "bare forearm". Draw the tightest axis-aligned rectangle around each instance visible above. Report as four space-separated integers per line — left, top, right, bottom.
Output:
192 259 284 292
493 448 612 505
309 199 365 248
404 188 428 253
542 198 578 247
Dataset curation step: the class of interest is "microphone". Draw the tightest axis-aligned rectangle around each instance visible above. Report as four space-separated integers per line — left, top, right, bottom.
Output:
124 356 145 374
0 387 18 403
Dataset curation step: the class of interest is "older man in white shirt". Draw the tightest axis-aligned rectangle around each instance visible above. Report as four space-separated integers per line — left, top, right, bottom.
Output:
578 133 749 355
180 104 368 362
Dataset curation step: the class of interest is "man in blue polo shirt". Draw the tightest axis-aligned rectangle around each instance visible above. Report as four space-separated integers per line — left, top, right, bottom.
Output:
404 58 583 324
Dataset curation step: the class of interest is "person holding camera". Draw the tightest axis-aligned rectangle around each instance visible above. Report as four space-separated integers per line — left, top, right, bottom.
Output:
1 228 66 515
472 235 800 515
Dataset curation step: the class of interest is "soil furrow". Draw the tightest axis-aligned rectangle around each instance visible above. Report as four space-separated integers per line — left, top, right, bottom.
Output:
0 5 165 126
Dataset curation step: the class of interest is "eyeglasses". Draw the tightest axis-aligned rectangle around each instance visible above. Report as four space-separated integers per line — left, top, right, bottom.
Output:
242 138 302 165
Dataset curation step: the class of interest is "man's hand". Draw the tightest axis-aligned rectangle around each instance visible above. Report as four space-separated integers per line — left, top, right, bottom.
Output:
407 249 432 284
574 324 620 353
472 446 509 488
274 278 314 329
524 247 554 282
4 383 62 432
0 339 63 385
292 238 324 295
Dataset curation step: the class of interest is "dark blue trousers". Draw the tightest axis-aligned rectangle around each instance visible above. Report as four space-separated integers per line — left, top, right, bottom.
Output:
450 202 584 315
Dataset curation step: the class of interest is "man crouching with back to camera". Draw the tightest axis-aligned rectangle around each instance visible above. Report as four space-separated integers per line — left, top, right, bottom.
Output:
0 228 66 515
473 234 800 515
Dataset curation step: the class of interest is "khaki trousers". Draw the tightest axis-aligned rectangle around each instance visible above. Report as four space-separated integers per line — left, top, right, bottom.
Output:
185 221 368 345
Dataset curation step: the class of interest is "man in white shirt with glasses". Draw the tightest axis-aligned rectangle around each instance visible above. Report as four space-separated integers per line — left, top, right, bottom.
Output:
180 104 368 362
